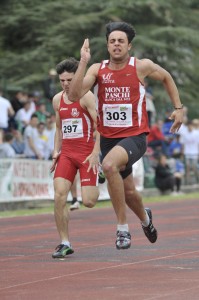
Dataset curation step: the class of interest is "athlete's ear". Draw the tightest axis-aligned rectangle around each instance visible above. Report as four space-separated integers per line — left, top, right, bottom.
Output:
128 43 132 51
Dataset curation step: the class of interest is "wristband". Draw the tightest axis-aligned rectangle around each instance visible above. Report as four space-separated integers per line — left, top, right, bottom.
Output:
174 104 183 110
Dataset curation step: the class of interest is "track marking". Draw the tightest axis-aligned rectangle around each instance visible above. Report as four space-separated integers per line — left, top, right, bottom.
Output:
0 249 199 291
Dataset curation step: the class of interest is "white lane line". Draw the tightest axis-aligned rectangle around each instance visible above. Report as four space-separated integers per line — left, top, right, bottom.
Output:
0 249 199 291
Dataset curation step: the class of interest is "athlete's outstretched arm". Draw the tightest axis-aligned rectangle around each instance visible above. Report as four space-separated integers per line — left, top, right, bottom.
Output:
68 39 98 102
137 59 184 133
50 95 62 172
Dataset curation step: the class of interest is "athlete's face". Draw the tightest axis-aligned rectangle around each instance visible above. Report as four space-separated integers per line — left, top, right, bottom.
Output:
59 71 74 94
107 30 131 61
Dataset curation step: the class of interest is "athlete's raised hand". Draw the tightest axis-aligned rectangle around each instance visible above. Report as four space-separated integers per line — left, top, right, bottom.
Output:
80 38 91 64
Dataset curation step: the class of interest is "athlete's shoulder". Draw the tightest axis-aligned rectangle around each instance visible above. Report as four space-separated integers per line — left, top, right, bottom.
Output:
53 91 62 101
136 58 158 79
52 91 62 110
87 62 101 75
136 58 156 69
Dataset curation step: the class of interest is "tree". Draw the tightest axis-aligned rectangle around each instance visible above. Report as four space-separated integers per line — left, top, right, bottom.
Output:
0 0 198 117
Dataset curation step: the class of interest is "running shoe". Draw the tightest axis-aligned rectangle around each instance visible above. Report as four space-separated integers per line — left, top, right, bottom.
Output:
116 231 131 250
142 208 158 243
98 171 106 184
52 244 74 258
70 201 80 211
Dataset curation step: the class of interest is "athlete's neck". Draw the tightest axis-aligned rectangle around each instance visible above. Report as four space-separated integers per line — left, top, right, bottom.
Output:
63 91 72 104
109 55 130 70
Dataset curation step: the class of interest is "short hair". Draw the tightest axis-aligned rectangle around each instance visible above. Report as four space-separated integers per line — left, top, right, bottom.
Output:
31 113 38 119
105 21 136 43
3 133 14 142
56 57 79 75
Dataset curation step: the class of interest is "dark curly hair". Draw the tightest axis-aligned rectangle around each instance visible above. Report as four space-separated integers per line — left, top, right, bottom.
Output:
105 21 136 43
56 57 79 75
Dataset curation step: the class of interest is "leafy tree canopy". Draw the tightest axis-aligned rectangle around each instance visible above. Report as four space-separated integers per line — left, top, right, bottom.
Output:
0 0 198 117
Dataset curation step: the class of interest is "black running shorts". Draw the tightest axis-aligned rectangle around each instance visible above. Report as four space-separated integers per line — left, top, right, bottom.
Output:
100 133 147 179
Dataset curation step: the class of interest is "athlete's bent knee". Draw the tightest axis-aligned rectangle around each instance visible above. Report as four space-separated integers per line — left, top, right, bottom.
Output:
83 198 96 208
102 160 117 176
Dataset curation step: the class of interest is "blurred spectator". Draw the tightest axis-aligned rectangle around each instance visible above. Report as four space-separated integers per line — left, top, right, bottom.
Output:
144 80 156 127
192 118 199 130
0 133 16 158
182 105 188 124
11 90 28 113
173 156 185 194
35 101 50 123
0 87 15 132
23 114 42 159
145 91 156 127
28 91 42 111
0 129 3 144
43 68 57 101
10 129 25 155
168 134 183 158
162 109 174 141
36 122 50 160
180 120 199 184
44 115 56 158
15 100 35 132
147 120 169 157
154 154 175 194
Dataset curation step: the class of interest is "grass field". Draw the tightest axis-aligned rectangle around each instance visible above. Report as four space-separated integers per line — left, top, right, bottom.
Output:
0 192 198 218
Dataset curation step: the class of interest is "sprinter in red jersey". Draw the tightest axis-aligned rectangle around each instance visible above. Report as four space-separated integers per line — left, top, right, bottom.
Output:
69 22 184 250
50 58 99 258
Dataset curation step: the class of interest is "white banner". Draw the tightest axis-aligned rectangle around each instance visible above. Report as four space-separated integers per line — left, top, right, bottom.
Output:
0 159 109 203
0 158 144 203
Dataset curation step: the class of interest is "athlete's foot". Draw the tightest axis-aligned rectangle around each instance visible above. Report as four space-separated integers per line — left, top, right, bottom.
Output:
70 201 80 211
116 231 131 249
142 208 158 243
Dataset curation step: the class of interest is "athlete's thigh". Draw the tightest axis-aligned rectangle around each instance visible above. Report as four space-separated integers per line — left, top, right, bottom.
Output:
103 145 129 169
54 177 72 196
117 134 147 169
54 154 77 182
78 161 98 187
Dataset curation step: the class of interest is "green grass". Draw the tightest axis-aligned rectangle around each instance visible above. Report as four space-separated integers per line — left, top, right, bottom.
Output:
0 192 198 218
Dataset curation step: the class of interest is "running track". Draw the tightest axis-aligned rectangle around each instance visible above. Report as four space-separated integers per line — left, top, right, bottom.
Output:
0 198 199 300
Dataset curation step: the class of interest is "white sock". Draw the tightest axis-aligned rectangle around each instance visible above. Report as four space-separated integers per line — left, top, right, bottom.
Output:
61 240 71 247
141 211 150 227
117 224 129 232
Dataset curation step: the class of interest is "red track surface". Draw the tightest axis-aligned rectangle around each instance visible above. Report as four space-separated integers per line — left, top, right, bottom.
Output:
0 198 199 300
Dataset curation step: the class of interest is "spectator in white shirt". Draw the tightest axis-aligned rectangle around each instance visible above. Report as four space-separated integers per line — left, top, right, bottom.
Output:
15 100 35 132
180 120 199 184
23 114 42 159
36 122 50 160
0 87 15 131
44 115 56 159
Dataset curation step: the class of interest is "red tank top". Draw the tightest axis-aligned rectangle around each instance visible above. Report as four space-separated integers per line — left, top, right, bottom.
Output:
94 57 150 138
59 93 94 152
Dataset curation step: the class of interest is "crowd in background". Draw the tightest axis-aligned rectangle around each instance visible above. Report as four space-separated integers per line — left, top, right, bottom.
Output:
145 84 199 193
0 69 58 160
0 77 199 194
